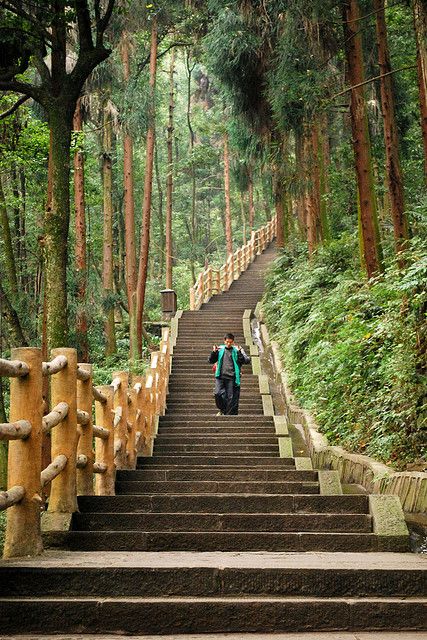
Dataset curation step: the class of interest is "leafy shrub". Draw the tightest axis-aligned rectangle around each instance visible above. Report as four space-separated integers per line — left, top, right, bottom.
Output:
263 235 427 468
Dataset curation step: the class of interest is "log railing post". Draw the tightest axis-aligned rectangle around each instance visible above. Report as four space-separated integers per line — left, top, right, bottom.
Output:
94 385 115 495
3 348 43 558
48 348 78 514
112 370 128 470
189 285 195 311
76 363 94 495
126 389 138 470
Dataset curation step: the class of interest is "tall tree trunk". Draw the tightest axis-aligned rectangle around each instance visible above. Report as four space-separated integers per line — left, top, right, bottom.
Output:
248 165 255 231
73 98 88 361
186 50 197 281
0 177 18 295
102 103 117 357
341 0 383 278
136 16 158 356
121 32 138 359
413 0 427 184
154 137 164 278
295 129 307 239
240 192 247 244
44 105 74 347
318 114 331 243
374 0 408 257
165 50 175 290
0 278 27 346
223 132 233 256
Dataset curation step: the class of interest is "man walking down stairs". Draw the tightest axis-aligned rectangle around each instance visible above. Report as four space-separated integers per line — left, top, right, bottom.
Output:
0 244 426 637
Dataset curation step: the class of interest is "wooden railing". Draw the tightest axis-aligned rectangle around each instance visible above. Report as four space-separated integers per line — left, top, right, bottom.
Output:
190 216 276 311
0 327 172 558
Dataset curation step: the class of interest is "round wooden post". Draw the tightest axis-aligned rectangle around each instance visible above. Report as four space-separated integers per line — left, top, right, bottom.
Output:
95 385 115 495
127 388 137 470
4 348 43 558
112 370 129 470
76 363 94 495
189 286 195 310
48 348 78 514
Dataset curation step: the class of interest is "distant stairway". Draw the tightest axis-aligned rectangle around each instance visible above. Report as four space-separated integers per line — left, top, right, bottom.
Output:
1 243 426 636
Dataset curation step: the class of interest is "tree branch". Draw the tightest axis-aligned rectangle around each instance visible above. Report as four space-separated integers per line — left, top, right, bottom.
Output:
75 0 94 52
0 80 44 104
97 0 116 44
0 0 52 42
328 64 417 101
136 40 192 75
0 96 29 120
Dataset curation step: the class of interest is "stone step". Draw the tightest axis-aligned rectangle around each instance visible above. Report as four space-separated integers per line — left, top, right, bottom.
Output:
43 530 386 552
5 594 425 634
154 436 280 444
72 512 372 533
152 449 279 457
2 551 424 598
165 409 266 416
78 495 369 514
157 427 277 435
115 480 319 494
116 469 316 482
137 456 295 466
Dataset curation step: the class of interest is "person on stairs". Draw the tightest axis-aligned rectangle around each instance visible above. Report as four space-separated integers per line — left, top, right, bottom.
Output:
209 333 250 415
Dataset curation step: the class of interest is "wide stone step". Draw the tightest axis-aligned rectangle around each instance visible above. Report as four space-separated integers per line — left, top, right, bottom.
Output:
2 551 424 598
78 495 369 514
137 456 294 466
115 480 319 494
71 512 372 533
1 594 424 635
43 530 384 552
154 436 279 444
153 449 279 457
157 428 277 436
117 468 316 482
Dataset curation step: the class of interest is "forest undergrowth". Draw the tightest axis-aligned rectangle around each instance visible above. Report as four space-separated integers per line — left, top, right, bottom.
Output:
263 225 427 470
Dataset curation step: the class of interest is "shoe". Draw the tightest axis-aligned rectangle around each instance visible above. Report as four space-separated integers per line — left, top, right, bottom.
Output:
216 411 223 416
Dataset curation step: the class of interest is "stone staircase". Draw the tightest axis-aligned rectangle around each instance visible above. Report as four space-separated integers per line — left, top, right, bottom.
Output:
0 244 426 636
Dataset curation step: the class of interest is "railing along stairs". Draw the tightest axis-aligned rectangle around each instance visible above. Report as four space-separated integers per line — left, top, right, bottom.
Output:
0 329 171 558
189 215 277 310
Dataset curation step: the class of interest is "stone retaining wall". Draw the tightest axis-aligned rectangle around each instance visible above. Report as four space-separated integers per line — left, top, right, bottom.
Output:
256 306 427 516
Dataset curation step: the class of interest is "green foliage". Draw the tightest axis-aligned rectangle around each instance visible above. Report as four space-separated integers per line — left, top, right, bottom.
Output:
263 235 427 468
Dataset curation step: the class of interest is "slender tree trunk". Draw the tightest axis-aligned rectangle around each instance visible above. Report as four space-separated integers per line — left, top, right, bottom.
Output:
295 129 307 239
121 32 138 358
240 192 247 244
44 106 74 347
248 165 255 231
303 129 318 256
413 0 427 184
341 0 383 278
73 98 88 361
102 103 117 357
374 0 408 257
136 16 158 356
310 122 323 245
0 177 18 295
165 50 175 289
0 278 27 346
223 131 233 256
186 50 197 280
318 113 331 243
154 137 164 278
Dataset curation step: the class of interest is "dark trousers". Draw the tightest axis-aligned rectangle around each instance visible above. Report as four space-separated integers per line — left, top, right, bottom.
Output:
214 377 241 415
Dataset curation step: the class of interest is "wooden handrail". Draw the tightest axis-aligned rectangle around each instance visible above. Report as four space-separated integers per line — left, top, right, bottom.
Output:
189 214 277 310
1 315 175 558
